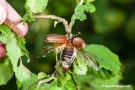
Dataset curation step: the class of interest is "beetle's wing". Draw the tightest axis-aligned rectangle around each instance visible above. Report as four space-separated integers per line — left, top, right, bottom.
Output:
72 37 86 49
45 34 67 44
37 45 55 58
37 44 63 58
77 49 99 71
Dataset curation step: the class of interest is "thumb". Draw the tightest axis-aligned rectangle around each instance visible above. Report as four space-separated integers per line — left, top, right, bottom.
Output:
0 2 7 25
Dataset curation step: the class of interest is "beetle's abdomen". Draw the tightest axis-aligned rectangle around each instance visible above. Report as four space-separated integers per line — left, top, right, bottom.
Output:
61 47 74 72
62 47 74 62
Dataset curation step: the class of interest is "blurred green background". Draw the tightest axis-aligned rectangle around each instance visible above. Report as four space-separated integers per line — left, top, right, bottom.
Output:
1 0 135 89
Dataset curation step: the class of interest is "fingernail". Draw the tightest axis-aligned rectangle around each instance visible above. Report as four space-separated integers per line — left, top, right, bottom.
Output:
0 4 7 24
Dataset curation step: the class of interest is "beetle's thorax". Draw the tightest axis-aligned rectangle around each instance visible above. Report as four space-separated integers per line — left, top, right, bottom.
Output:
67 34 76 45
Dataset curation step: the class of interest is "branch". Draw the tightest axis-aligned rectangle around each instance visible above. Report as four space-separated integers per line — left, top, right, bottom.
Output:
68 21 74 33
33 0 84 34
33 15 71 34
4 18 23 36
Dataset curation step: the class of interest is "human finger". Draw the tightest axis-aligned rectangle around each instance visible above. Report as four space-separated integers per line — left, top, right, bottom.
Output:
6 2 28 37
0 0 7 24
0 42 6 58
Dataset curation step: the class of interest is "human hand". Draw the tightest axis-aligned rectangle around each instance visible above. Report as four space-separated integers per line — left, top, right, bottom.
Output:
0 0 28 58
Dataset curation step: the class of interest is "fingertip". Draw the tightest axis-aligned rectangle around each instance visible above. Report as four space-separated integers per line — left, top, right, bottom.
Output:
16 22 28 38
6 2 22 22
0 4 7 24
6 2 28 37
0 42 6 58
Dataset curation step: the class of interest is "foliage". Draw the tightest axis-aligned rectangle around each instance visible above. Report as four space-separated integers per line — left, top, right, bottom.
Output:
0 58 14 85
71 4 96 22
1 0 134 90
23 0 49 22
0 25 38 90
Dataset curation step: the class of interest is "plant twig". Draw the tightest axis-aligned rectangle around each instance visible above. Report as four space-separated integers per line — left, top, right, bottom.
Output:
33 0 84 34
68 0 84 31
4 18 23 36
68 21 74 33
33 15 71 34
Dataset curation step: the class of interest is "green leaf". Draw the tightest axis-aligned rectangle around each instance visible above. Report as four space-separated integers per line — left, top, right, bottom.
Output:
23 0 49 22
73 57 88 75
0 24 12 43
71 4 96 21
0 24 38 90
57 74 68 87
54 21 59 28
16 80 23 90
35 83 62 90
83 4 96 13
25 0 48 14
89 75 122 90
83 44 121 78
71 12 87 21
33 72 77 90
23 9 35 22
63 82 76 90
89 68 115 79
0 58 14 85
16 61 37 90
16 36 30 62
59 73 77 90
37 72 48 80
76 74 123 90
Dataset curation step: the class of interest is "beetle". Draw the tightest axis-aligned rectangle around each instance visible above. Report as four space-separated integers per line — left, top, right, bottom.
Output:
37 34 99 72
